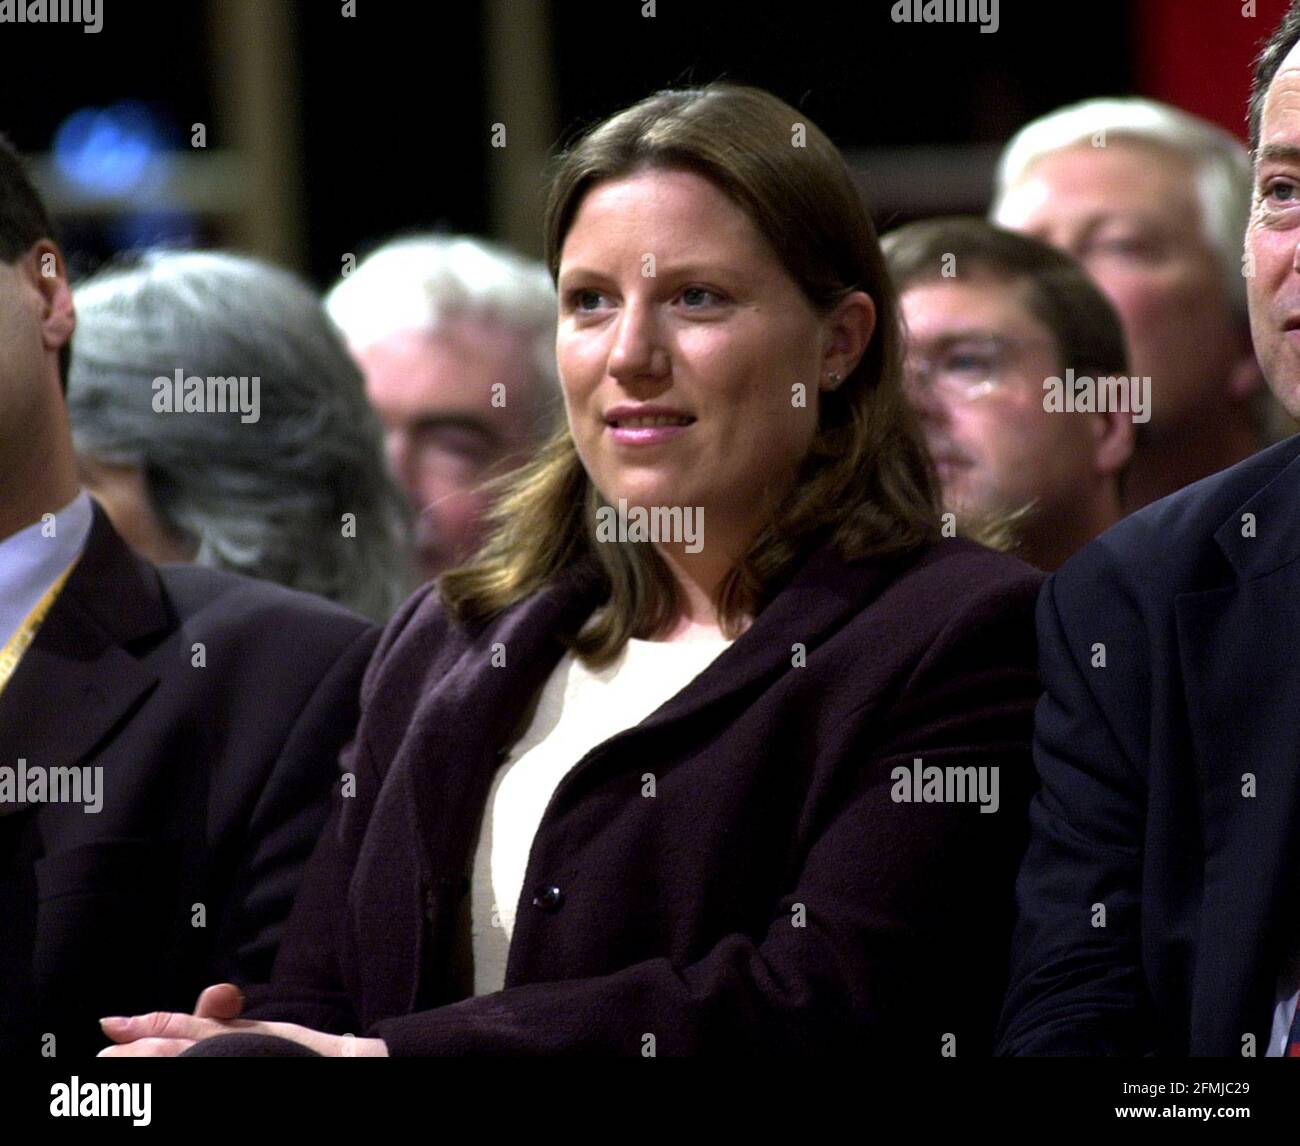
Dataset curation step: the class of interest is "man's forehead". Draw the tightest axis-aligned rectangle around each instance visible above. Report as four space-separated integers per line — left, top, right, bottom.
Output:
902 276 1040 329
1262 39 1300 141
1279 37 1300 80
998 139 1193 226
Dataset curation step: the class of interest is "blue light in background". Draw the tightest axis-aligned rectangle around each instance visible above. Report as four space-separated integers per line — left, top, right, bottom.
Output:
53 101 172 195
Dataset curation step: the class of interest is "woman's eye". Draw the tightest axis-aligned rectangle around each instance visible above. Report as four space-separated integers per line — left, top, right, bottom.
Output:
570 288 606 311
680 286 722 307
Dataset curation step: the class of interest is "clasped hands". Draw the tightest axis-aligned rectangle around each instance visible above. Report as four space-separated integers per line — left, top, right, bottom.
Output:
97 983 388 1057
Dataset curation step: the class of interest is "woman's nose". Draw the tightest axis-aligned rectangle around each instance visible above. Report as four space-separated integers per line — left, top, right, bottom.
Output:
607 299 668 381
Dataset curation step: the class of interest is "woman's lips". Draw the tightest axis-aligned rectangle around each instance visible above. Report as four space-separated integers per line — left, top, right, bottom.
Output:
929 452 971 485
606 420 695 445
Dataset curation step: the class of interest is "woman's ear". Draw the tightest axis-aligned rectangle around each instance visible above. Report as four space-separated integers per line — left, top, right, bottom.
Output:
820 290 875 390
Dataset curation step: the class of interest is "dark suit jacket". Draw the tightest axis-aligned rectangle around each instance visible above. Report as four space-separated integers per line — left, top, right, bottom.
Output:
998 433 1300 1056
0 504 379 1058
245 535 1043 1055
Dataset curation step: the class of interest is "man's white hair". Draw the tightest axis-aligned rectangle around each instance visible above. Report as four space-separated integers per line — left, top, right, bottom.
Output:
325 234 559 435
992 97 1253 318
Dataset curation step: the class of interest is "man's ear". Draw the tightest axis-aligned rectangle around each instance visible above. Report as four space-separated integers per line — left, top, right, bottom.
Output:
1227 325 1265 402
19 239 75 360
1092 406 1135 479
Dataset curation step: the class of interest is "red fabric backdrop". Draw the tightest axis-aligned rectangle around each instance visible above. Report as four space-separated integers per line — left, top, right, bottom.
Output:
1135 0 1292 142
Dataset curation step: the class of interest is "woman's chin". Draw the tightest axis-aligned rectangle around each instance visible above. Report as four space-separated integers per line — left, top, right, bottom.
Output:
599 484 692 511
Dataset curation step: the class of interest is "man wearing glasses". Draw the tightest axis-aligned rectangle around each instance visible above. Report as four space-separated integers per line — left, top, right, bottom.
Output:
883 217 1135 569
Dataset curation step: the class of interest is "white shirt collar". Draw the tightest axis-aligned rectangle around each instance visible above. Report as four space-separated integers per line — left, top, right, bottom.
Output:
0 490 94 646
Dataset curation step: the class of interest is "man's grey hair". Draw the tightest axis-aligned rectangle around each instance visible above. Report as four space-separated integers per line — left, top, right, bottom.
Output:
324 234 560 438
992 97 1253 321
68 249 412 621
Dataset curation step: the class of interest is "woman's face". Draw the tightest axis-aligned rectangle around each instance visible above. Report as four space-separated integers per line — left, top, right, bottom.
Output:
556 168 858 557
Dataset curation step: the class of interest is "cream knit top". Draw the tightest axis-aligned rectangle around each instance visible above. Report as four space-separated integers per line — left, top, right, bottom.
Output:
462 620 735 995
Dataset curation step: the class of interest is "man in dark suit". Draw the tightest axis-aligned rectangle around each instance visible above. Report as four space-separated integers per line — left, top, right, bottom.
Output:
999 1 1300 1057
0 134 379 1059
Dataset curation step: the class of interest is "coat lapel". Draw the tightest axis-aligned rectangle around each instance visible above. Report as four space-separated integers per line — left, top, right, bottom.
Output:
401 556 607 882
1178 454 1300 1052
633 541 911 733
0 504 168 815
399 537 915 898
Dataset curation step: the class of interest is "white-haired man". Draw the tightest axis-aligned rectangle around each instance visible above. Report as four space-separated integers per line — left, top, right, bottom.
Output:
326 236 559 579
992 98 1276 511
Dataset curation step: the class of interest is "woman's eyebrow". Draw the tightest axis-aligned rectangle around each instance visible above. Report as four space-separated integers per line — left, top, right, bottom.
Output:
559 260 737 282
555 265 612 287
651 258 731 274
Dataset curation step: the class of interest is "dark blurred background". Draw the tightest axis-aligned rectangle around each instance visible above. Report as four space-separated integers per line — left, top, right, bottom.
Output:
0 0 1285 287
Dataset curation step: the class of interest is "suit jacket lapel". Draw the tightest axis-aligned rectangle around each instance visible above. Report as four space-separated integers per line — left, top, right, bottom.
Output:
0 504 168 814
1179 453 1300 1052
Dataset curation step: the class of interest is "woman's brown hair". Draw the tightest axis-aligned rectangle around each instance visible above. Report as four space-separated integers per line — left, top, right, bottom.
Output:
439 82 942 665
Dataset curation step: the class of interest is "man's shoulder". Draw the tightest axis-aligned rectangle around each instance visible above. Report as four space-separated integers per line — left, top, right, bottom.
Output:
64 507 378 664
1054 434 1300 603
156 562 377 653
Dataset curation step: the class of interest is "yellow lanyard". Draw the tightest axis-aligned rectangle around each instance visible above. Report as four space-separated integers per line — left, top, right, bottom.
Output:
0 559 79 696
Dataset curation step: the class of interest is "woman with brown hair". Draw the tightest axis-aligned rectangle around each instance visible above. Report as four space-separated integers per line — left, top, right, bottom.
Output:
101 82 1042 1058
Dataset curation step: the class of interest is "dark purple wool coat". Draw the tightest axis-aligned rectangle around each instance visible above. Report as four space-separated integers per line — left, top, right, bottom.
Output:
246 535 1043 1055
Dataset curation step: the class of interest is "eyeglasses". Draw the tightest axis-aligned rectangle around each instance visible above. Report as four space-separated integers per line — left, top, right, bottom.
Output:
902 334 1058 402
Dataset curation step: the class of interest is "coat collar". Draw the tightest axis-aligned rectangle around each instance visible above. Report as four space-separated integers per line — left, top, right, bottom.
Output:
0 502 169 807
1212 443 1300 580
398 535 917 898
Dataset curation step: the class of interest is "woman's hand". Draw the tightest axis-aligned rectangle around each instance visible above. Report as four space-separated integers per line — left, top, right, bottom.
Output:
96 982 388 1057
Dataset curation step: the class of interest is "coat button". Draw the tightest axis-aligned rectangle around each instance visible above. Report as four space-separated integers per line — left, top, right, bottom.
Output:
531 884 563 912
